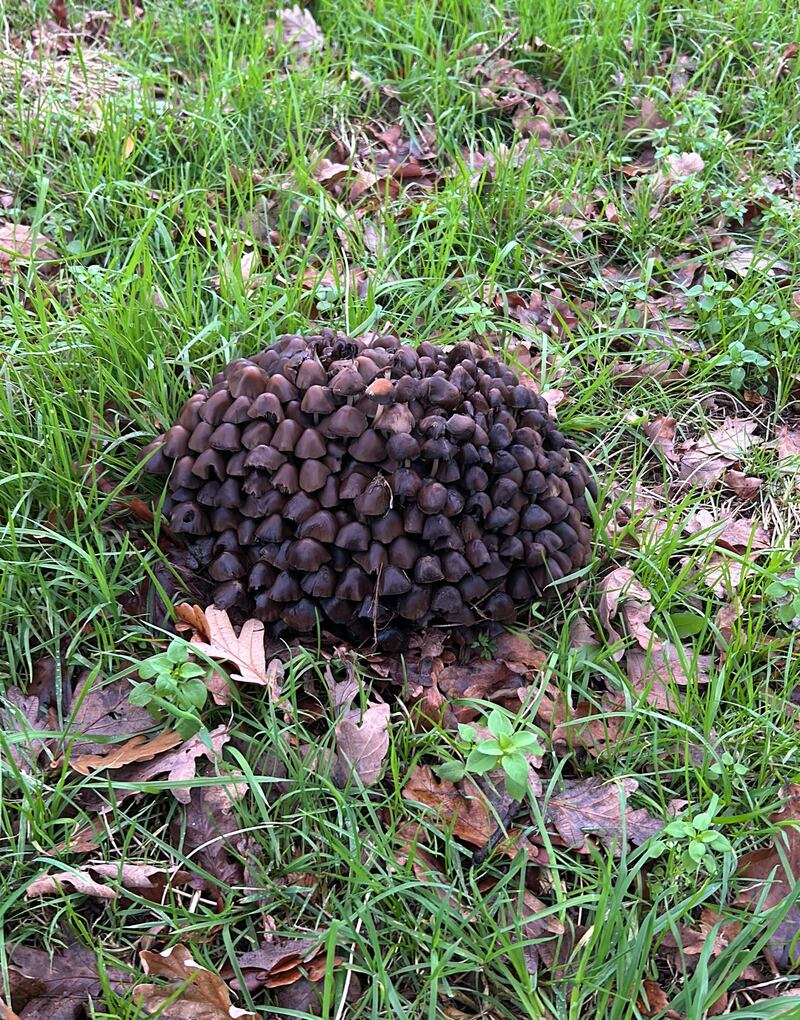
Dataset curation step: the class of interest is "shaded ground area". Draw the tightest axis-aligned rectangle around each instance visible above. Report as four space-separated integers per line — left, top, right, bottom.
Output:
1 1 800 1017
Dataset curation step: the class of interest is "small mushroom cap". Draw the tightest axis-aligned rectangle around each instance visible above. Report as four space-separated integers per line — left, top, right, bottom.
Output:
272 418 304 452
363 511 399 545
286 538 331 571
298 510 338 543
386 433 421 461
245 445 286 471
330 366 366 396
171 502 211 535
249 392 285 423
296 428 327 459
162 425 191 458
209 423 241 452
209 551 249 581
349 430 387 463
366 377 394 404
229 364 268 399
299 460 331 493
322 405 368 438
140 441 171 474
336 521 371 551
375 403 415 435
296 358 329 389
301 385 336 416
336 565 372 600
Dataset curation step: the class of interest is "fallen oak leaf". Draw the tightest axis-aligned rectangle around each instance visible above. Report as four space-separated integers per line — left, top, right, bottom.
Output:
402 764 495 848
70 729 183 775
171 779 249 889
116 725 230 803
222 939 329 993
25 863 191 902
598 567 662 659
58 672 155 759
190 608 277 691
544 776 664 852
737 783 800 968
0 222 58 278
8 944 130 1017
134 945 257 1019
334 702 390 786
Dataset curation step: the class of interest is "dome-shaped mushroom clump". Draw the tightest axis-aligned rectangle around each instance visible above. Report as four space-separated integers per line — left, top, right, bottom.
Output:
141 331 595 643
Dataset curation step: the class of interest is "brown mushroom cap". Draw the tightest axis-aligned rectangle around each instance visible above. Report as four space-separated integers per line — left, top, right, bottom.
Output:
147 331 594 642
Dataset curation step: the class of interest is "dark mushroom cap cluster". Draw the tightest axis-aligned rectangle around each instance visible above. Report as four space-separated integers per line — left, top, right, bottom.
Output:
142 331 595 642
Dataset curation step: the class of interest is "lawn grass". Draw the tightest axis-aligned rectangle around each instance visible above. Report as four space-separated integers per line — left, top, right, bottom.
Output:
1 0 800 1017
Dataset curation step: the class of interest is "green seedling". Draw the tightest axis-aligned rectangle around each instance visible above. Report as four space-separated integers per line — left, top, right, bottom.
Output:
129 638 210 742
437 707 546 800
648 795 733 875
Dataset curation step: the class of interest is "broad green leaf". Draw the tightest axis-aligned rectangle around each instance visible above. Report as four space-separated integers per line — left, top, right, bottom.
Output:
128 684 152 706
465 748 498 773
167 640 188 665
502 752 529 794
436 761 466 782
487 708 513 739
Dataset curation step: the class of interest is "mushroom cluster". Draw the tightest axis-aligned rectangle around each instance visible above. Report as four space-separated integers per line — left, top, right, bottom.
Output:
141 331 594 643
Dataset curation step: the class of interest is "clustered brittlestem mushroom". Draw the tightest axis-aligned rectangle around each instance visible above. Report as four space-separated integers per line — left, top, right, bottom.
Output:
141 330 595 644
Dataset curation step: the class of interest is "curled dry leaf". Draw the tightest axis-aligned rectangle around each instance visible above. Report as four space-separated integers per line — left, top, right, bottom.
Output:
190 608 280 694
644 414 679 462
403 764 495 847
70 729 182 775
0 688 47 773
667 151 704 177
223 939 329 993
173 779 248 889
725 469 762 500
276 5 325 61
135 945 257 1019
0 222 58 277
545 776 664 852
119 725 230 804
25 862 190 902
737 783 800 968
334 701 390 786
60 672 155 759
598 567 662 659
507 890 566 976
723 247 791 279
8 945 129 1018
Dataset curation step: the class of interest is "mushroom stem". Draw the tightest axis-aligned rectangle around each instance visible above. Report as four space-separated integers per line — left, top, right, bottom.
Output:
429 458 439 477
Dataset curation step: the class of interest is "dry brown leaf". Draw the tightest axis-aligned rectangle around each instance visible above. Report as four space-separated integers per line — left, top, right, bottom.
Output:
222 939 325 993
70 729 182 775
644 414 679 462
545 776 663 852
277 6 325 61
8 945 129 1017
175 603 212 642
724 247 791 278
508 890 566 975
725 469 762 500
737 783 800 968
335 702 390 786
623 97 669 136
60 673 155 759
119 725 230 803
190 608 272 689
403 764 494 847
0 688 47 772
25 863 189 902
0 222 58 277
172 779 248 889
598 567 661 658
135 945 257 1019
637 979 680 1018
667 151 704 177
